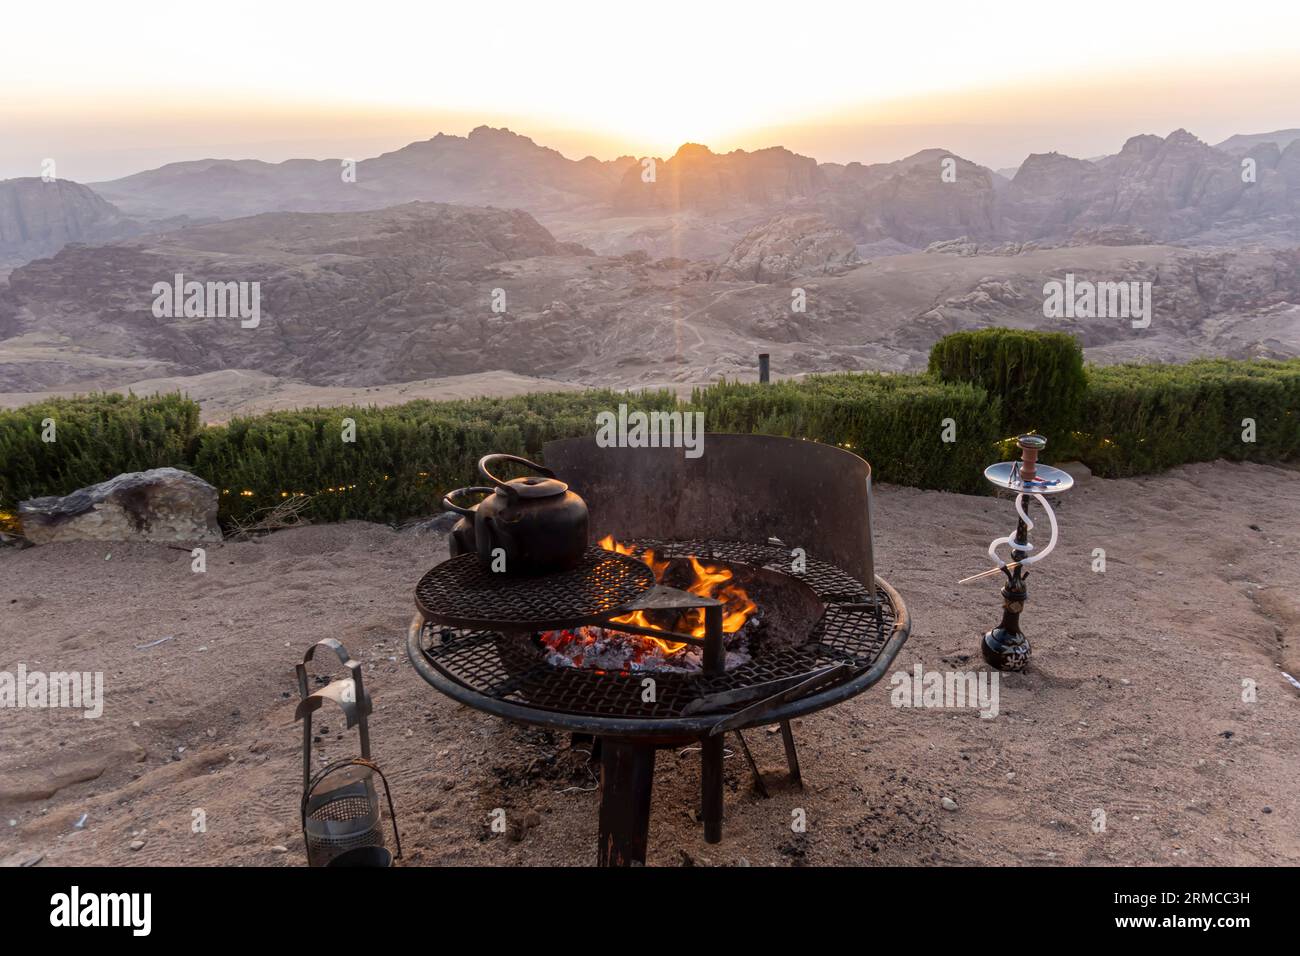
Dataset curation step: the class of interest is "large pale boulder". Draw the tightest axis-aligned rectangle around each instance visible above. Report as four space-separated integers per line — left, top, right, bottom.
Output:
713 213 861 282
18 468 221 544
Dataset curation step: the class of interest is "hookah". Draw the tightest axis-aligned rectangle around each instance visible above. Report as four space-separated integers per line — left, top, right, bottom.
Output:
962 434 1073 670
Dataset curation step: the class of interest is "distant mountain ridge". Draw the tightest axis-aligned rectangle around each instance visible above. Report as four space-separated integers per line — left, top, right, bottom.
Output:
1214 128 1300 154
94 124 1300 251
1 123 1297 272
92 126 634 221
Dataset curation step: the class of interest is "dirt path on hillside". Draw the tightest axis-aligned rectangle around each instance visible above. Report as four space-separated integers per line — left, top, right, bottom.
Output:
1 460 1297 867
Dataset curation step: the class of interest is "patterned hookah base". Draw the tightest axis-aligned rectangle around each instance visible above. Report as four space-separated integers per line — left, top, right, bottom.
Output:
981 626 1031 671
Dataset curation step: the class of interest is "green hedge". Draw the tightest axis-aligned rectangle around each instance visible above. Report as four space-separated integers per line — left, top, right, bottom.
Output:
2 344 1297 532
929 328 1086 440
191 390 680 524
691 372 1001 494
1073 359 1300 477
0 393 199 512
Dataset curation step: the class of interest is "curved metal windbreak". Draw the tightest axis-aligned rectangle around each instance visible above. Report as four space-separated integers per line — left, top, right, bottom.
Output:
543 433 876 591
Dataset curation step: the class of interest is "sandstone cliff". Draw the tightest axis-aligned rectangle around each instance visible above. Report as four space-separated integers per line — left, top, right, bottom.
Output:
0 178 139 269
712 213 860 281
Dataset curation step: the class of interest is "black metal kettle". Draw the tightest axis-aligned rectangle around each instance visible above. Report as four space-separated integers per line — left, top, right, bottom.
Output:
442 454 588 574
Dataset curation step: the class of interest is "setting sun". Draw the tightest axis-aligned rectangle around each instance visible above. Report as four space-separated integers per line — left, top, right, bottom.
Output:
4 0 1300 178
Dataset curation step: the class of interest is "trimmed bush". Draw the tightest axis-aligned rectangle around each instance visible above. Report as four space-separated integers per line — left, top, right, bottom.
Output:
929 328 1085 441
1074 359 1300 477
2 352 1295 530
0 393 199 511
691 372 1001 494
191 390 680 524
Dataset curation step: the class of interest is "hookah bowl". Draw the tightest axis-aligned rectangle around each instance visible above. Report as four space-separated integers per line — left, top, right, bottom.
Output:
979 434 1073 671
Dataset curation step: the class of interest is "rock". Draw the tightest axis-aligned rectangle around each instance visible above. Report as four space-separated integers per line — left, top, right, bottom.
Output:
818 149 1007 248
941 797 959 812
713 213 861 282
924 237 982 256
0 178 140 270
1057 461 1093 486
18 468 221 544
128 839 145 851
270 845 289 854
1066 225 1157 247
402 512 459 535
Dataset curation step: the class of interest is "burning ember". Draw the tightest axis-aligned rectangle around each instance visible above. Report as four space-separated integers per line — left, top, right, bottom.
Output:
538 536 759 672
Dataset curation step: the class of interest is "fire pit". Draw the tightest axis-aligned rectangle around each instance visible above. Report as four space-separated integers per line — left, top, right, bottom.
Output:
406 434 911 865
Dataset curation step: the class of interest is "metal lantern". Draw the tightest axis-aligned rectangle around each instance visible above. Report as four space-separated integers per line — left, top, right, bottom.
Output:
964 434 1073 670
295 639 401 867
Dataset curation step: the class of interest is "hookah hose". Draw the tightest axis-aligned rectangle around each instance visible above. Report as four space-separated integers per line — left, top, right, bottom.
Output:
987 491 1058 570
956 491 1060 584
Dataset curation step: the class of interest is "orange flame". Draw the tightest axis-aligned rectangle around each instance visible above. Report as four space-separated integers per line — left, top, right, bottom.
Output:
597 535 757 655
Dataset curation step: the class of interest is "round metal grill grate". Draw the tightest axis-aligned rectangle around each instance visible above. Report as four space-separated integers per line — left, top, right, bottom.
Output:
412 539 903 724
415 547 656 630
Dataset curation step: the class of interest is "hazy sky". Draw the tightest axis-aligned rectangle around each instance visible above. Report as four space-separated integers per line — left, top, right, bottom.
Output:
4 0 1299 180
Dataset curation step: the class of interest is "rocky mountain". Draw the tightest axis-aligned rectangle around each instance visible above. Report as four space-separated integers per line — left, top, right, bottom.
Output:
1215 129 1300 155
0 178 140 270
816 149 1004 247
94 126 635 221
999 152 1107 237
66 125 1300 263
611 143 823 214
712 213 860 282
0 203 595 389
1004 130 1300 243
2 199 1296 398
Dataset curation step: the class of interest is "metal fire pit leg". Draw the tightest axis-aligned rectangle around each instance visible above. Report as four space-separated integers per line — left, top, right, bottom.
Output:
701 735 724 843
700 604 726 843
779 721 803 788
732 730 770 798
597 738 656 866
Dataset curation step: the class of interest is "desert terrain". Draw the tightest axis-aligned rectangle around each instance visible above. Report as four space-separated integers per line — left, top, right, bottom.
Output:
0 369 590 423
3 125 1298 411
2 459 1296 867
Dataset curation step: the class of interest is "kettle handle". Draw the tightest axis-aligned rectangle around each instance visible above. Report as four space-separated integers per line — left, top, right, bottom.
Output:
478 454 556 502
442 486 495 516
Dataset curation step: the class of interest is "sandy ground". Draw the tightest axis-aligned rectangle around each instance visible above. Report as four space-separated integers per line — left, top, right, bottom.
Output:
0 369 590 423
1 459 1297 867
